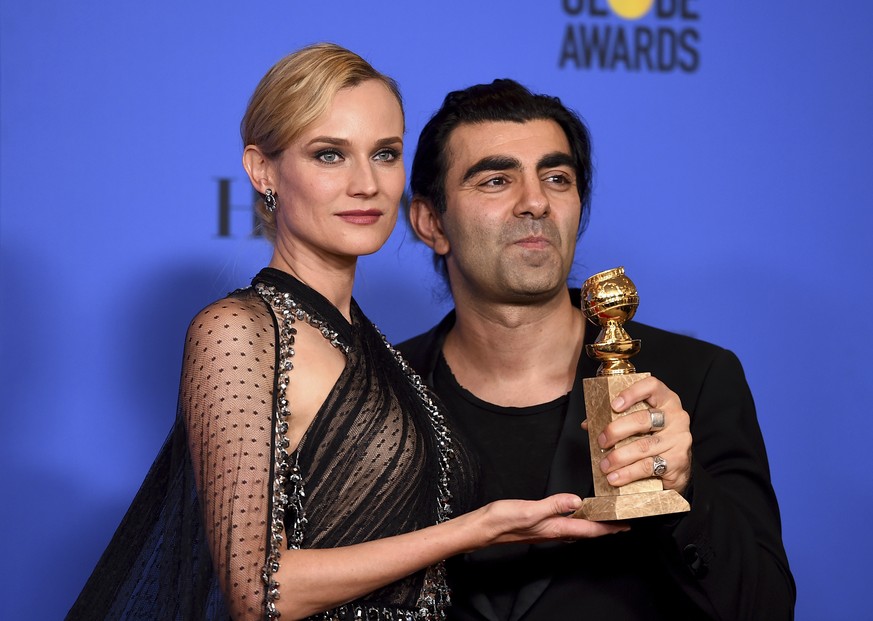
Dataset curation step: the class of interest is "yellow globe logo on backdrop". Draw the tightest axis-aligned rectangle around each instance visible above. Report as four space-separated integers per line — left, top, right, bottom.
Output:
607 0 654 20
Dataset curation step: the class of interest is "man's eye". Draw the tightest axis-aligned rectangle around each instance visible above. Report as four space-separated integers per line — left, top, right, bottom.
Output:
482 177 507 187
546 173 571 184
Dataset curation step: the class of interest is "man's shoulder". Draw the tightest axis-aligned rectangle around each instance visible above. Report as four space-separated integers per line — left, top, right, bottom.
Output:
396 311 456 376
396 329 431 355
571 288 725 358
627 320 747 397
396 330 433 373
629 320 733 369
628 320 725 356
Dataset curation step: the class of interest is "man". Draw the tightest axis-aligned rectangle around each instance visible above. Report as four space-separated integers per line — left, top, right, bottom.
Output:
398 79 794 620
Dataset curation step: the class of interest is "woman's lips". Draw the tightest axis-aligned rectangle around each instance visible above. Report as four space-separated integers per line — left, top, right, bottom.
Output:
336 210 382 225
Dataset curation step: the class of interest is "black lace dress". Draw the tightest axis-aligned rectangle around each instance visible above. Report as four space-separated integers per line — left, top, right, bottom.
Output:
67 268 477 621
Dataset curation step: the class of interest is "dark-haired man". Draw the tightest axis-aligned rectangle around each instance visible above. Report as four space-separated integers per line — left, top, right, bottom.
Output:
399 79 794 620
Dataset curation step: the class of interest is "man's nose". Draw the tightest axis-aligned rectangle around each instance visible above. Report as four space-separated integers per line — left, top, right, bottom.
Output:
514 179 550 218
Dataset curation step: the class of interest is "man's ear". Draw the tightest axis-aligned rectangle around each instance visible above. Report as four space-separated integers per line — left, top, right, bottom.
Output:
242 145 274 193
409 197 450 256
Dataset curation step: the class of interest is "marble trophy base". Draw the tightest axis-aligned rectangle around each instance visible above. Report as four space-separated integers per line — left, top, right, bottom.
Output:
572 372 690 521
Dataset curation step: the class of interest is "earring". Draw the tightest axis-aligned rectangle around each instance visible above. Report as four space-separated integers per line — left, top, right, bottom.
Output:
264 188 277 213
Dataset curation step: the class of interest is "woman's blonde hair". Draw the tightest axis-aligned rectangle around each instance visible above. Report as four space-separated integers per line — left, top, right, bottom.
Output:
240 43 403 242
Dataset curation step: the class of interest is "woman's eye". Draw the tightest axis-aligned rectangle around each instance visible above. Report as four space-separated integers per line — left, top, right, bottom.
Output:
316 150 342 164
374 149 400 162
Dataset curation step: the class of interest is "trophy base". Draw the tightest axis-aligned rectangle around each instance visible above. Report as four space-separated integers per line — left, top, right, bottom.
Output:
572 489 690 521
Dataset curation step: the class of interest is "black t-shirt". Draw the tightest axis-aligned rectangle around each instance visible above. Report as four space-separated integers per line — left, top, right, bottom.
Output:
434 353 570 620
434 353 568 503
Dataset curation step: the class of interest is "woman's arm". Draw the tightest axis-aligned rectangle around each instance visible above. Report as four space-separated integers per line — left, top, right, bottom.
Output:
182 298 281 620
183 297 624 620
276 494 624 620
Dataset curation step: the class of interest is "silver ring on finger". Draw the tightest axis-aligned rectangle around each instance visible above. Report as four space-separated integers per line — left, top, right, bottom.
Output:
652 455 667 477
649 409 665 431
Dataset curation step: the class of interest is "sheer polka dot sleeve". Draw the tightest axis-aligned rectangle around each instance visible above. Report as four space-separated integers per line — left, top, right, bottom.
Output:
180 294 277 620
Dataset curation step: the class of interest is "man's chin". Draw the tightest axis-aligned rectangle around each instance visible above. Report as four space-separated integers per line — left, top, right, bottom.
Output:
502 278 569 303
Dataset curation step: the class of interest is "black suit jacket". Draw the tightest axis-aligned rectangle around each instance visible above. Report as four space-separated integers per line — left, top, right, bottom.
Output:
398 290 795 621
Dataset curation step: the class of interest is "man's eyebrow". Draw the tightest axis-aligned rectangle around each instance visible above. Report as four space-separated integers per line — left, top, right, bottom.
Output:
538 152 576 171
462 155 522 183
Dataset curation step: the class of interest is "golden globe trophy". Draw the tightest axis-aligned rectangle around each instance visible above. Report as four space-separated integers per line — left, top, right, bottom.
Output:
573 267 690 521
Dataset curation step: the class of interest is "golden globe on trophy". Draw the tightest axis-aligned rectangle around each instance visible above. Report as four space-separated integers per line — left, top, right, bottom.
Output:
573 267 690 521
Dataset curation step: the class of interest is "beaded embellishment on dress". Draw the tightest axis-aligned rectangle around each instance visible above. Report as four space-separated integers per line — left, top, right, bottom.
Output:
254 282 454 620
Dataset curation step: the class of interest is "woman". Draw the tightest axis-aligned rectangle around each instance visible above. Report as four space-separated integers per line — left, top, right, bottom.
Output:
68 43 622 621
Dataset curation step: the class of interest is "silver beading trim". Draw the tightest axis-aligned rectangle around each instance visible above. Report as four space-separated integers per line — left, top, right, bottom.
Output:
257 283 351 619
255 282 453 620
378 335 454 619
309 602 422 620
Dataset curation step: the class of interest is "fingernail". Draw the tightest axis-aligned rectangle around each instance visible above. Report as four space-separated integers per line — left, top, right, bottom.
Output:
607 472 620 483
598 433 607 447
612 397 625 410
599 457 610 472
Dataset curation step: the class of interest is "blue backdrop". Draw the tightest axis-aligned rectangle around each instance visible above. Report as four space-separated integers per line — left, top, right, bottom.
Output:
2 2 871 619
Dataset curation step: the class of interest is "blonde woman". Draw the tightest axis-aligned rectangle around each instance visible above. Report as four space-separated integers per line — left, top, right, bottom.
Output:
68 44 622 621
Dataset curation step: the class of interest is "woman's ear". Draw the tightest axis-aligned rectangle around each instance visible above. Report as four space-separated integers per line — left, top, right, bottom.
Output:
409 197 450 256
242 145 273 193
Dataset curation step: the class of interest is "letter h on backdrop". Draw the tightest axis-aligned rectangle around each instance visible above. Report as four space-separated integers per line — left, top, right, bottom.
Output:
215 178 263 238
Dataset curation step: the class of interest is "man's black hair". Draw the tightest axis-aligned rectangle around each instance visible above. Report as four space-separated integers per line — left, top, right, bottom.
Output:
410 78 593 229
